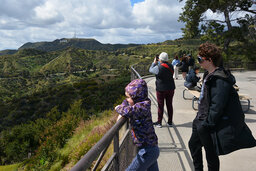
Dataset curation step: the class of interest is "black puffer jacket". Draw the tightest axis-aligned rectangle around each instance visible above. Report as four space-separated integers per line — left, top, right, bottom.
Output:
155 62 175 91
199 68 256 155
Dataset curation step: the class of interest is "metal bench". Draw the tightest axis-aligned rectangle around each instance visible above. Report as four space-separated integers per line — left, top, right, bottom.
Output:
239 94 251 113
183 88 200 110
183 88 251 112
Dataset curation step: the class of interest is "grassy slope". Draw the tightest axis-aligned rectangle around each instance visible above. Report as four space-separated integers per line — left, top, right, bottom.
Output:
50 110 117 171
0 163 20 171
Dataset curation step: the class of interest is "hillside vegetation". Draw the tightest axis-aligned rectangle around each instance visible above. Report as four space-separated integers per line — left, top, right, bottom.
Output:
0 43 151 170
18 38 139 52
122 38 256 62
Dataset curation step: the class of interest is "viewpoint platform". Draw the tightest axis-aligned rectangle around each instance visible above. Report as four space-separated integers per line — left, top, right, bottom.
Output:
145 71 256 171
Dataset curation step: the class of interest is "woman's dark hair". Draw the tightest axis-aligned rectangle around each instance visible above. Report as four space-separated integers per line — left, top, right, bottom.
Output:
198 42 222 67
175 55 178 60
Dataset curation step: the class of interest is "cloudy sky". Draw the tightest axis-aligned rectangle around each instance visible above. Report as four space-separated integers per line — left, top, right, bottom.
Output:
0 0 186 50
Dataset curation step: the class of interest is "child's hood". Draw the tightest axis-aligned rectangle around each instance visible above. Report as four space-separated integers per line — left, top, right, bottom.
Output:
125 79 148 103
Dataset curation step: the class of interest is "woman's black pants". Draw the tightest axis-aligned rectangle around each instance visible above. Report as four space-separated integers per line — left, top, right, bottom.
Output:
189 121 220 171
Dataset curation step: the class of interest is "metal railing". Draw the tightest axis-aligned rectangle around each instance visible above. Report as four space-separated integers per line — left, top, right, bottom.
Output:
131 62 153 80
71 116 137 171
224 61 256 70
71 64 145 171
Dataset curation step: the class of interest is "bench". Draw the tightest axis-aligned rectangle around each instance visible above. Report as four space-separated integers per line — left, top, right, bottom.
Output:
229 68 245 72
183 88 251 112
183 88 200 110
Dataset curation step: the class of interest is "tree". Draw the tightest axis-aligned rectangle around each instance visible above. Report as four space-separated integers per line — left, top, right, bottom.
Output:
237 14 256 41
201 21 225 45
179 0 256 54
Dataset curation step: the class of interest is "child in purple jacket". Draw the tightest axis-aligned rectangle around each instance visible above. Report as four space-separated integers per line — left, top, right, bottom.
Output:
115 79 159 171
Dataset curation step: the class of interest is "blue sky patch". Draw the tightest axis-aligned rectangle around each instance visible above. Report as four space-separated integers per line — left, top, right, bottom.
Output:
130 0 145 6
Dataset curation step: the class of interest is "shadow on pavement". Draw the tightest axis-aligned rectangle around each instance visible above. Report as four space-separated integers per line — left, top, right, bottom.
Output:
244 107 256 114
174 122 193 128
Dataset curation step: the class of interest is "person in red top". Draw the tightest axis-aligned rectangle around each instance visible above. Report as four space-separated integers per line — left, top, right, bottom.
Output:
149 52 176 128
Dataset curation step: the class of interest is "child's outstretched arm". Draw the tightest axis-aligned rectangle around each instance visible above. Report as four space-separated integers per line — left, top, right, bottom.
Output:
115 99 135 118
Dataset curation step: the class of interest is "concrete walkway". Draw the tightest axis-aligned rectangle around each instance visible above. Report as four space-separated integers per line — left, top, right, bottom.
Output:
145 71 256 171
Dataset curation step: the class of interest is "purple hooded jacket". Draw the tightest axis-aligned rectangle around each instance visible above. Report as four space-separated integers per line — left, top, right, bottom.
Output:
115 79 158 147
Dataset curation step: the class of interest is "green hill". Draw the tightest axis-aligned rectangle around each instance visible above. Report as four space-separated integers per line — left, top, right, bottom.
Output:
0 49 59 77
39 48 95 74
18 38 139 52
0 49 17 56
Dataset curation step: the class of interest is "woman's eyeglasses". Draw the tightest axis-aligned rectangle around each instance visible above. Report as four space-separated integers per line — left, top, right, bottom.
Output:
197 56 205 63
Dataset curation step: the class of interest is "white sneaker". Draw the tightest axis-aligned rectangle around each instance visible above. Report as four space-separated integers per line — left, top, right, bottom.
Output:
153 121 162 128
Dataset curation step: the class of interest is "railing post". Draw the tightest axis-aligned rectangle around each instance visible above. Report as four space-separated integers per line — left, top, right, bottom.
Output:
126 119 129 130
113 132 119 171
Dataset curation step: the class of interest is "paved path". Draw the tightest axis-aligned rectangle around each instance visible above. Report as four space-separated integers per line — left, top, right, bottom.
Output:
145 71 256 171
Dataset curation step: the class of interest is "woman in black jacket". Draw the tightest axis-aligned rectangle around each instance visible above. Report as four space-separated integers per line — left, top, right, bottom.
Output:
188 43 256 171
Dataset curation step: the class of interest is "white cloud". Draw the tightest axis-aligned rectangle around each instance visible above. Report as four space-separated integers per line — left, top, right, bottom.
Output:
32 1 64 26
0 0 186 50
132 0 184 32
0 0 44 19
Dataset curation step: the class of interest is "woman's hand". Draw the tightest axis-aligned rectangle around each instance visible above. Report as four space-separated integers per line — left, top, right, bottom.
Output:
154 57 158 64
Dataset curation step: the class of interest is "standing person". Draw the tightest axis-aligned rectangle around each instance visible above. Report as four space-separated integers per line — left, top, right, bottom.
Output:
179 55 189 80
188 42 256 171
149 52 175 128
172 55 180 80
187 54 195 71
115 79 159 171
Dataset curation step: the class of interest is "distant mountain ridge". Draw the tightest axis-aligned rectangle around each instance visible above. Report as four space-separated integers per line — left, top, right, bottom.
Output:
18 38 139 52
0 49 17 56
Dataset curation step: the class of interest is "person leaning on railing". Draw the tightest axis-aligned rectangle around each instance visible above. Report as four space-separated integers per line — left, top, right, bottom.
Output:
115 79 159 171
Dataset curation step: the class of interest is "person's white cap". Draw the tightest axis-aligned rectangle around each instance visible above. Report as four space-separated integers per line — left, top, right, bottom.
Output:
159 52 168 61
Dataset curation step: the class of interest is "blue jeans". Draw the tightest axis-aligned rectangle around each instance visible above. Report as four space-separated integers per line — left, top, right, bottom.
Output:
126 146 160 171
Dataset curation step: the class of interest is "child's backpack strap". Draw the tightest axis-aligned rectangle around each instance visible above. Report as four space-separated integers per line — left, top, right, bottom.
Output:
161 63 174 74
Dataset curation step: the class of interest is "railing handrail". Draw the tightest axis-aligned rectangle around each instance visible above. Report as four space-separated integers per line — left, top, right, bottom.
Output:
131 64 142 79
70 117 127 171
71 64 145 171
